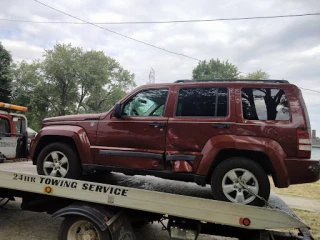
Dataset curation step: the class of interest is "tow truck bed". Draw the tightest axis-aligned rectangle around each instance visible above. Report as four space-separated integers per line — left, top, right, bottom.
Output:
0 161 314 240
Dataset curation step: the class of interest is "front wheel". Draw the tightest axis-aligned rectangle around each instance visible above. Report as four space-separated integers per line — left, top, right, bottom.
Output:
58 216 110 240
37 143 81 179
211 157 270 206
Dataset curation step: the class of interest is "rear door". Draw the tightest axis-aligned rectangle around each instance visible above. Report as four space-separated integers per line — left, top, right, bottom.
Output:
166 85 235 172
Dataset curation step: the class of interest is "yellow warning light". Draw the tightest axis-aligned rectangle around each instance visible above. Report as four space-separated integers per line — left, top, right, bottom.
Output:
0 102 28 112
44 186 54 194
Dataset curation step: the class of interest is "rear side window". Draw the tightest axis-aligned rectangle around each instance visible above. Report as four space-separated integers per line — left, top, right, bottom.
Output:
176 87 228 117
0 118 10 136
241 88 290 121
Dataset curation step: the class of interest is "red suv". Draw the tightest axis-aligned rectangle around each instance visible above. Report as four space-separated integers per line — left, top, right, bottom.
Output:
30 80 320 206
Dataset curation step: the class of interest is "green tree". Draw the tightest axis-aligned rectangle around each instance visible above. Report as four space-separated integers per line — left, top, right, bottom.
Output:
245 70 270 80
11 61 50 130
42 43 81 116
77 50 135 113
11 43 135 130
0 42 12 102
192 59 240 80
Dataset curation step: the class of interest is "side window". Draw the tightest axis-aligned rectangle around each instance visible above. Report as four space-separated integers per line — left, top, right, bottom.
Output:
123 88 169 117
176 87 228 117
14 119 22 134
0 118 10 136
241 88 290 121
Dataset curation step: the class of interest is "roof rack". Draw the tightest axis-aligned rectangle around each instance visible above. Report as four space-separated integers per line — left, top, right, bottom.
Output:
174 79 289 84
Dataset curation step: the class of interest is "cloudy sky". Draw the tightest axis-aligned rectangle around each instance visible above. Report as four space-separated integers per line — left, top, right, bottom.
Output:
1 0 320 134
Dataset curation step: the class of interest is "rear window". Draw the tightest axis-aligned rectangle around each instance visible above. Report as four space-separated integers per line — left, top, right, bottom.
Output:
0 118 10 136
241 88 290 121
176 87 228 117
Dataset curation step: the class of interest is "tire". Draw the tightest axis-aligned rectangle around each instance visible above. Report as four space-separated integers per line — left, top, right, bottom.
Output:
211 157 270 206
58 216 110 240
37 143 81 179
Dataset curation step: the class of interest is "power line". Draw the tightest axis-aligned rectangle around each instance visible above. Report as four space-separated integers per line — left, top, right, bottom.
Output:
1 12 320 25
33 0 201 61
300 87 320 94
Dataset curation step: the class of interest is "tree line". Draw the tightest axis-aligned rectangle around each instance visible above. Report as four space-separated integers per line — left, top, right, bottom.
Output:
0 42 269 131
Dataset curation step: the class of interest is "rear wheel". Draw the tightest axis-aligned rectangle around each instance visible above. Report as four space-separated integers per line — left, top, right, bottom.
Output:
211 157 270 206
37 143 81 179
58 216 110 240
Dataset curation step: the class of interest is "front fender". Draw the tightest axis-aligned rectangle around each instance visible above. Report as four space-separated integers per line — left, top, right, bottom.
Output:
196 135 289 187
30 125 93 164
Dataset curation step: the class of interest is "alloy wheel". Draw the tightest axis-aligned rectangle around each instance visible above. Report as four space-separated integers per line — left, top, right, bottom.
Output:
221 168 259 204
43 151 69 177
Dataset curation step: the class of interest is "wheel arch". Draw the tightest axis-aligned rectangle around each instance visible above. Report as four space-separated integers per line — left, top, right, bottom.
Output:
52 202 112 231
197 135 290 188
205 149 277 185
31 125 93 165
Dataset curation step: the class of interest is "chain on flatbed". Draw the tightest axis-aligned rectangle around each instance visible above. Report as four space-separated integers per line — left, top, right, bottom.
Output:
238 180 304 223
238 181 270 207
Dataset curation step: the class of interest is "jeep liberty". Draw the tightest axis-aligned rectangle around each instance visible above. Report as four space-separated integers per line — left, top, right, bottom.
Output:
30 80 320 206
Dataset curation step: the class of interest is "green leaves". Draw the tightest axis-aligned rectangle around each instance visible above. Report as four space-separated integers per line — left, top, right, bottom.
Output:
192 59 240 80
244 70 270 80
0 42 13 102
10 43 135 130
192 59 270 81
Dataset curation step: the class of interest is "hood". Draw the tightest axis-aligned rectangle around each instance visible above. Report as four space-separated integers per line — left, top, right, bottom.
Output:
43 113 101 123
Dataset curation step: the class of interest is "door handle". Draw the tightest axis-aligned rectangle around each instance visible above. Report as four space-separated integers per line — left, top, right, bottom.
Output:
149 122 165 128
212 123 231 129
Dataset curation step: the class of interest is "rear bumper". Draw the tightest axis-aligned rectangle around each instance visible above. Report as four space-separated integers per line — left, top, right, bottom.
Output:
284 158 320 185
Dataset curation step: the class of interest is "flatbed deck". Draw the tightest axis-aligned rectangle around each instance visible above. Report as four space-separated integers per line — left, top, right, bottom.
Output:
0 161 308 232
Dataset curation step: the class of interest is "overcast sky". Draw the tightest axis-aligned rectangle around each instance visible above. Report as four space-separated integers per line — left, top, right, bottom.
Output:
1 0 320 135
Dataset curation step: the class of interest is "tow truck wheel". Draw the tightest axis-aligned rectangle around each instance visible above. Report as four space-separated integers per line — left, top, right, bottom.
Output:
58 216 110 240
37 143 81 179
211 157 270 207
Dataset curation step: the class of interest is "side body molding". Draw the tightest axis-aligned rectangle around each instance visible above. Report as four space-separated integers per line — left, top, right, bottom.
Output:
196 135 289 187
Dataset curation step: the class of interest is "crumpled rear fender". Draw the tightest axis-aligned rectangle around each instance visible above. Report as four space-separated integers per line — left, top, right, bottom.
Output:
196 135 289 187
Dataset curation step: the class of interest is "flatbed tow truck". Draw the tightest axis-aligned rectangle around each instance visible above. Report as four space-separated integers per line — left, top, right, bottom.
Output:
0 103 315 240
0 161 315 240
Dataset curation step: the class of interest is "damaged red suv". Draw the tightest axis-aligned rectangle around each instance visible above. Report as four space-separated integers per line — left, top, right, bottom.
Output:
30 80 320 206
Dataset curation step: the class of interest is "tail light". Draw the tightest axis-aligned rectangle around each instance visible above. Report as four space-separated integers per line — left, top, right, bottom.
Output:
297 129 311 158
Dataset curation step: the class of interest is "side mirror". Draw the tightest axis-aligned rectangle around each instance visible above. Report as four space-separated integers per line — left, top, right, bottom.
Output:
114 103 122 118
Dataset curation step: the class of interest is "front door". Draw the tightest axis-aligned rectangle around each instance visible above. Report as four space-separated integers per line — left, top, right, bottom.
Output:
95 88 169 170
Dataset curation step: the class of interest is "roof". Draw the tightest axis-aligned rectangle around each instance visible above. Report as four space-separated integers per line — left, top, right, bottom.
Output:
174 79 289 83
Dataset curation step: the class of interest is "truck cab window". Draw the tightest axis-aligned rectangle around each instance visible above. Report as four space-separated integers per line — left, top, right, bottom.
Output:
0 118 10 136
123 89 168 117
14 119 22 135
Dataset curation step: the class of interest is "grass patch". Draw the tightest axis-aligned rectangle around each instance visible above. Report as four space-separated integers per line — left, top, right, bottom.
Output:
293 209 320 240
269 177 320 200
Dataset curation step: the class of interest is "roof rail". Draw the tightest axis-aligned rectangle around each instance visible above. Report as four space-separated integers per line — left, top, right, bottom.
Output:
174 79 289 83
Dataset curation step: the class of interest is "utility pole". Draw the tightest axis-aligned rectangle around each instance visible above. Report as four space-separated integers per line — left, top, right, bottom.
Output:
148 68 155 84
